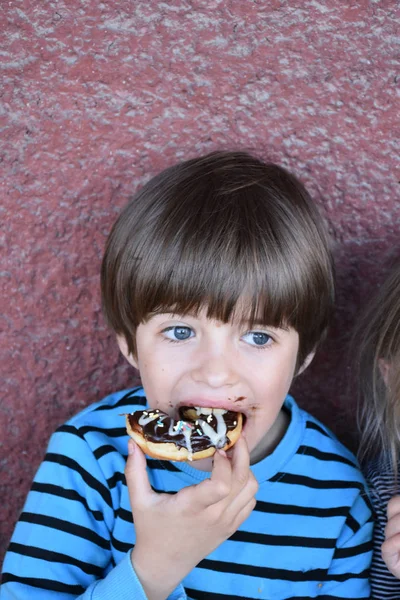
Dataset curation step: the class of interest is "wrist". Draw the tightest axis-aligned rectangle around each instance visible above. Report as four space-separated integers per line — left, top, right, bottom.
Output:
131 546 183 600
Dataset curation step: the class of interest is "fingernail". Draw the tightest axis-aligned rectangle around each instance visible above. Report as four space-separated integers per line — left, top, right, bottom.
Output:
128 440 135 455
217 449 226 457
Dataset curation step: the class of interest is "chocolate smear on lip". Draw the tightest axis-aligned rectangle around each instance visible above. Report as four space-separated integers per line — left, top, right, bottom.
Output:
128 406 241 452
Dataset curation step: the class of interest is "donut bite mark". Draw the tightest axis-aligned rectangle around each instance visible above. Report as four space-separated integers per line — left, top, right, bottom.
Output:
125 407 243 461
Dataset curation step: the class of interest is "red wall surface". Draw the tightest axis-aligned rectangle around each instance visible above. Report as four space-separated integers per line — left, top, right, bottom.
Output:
1 1 399 561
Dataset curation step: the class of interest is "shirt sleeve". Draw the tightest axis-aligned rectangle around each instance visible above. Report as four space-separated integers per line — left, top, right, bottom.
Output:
0 425 166 600
317 489 373 599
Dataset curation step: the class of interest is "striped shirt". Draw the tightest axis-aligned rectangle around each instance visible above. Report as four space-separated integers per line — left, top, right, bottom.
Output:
1 388 373 599
366 461 400 599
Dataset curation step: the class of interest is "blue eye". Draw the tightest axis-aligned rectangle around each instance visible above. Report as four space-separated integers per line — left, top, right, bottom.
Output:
242 331 272 347
163 326 193 341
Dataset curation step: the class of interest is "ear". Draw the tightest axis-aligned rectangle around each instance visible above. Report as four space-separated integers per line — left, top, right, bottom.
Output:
116 335 138 369
378 358 391 387
297 350 316 376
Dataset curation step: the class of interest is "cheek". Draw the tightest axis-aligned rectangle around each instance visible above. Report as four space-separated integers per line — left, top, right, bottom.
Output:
140 364 173 403
253 359 296 398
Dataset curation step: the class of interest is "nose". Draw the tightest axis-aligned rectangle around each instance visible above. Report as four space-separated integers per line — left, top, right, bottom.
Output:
191 341 238 388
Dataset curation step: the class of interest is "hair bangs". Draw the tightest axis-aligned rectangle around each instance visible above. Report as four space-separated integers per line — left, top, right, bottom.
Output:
131 226 310 336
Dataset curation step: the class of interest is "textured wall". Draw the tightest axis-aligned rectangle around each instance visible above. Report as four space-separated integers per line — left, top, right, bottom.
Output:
1 0 399 562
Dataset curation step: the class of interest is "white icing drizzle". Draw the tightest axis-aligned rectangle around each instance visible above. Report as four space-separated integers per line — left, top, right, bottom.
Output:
138 411 160 426
197 411 228 449
167 420 193 459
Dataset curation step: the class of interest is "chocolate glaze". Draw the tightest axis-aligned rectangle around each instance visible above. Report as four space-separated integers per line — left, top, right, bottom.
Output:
128 407 240 452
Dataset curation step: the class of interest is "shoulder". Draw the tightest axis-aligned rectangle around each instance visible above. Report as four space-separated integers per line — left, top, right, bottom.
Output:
47 387 147 460
289 397 364 483
66 386 147 429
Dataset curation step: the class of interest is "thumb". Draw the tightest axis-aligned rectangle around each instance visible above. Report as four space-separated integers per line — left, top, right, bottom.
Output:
125 439 153 510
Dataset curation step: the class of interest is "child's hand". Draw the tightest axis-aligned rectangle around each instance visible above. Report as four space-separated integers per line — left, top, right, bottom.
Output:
382 495 400 578
125 436 258 600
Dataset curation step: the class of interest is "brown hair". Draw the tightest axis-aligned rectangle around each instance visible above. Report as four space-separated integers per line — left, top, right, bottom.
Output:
355 262 400 476
101 151 334 368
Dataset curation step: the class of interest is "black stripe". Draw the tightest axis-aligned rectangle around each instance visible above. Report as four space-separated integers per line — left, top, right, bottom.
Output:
185 589 260 600
269 472 364 491
110 533 133 554
186 590 370 600
57 424 127 438
44 453 112 507
305 420 332 438
19 512 110 550
93 388 145 411
298 445 357 468
56 424 83 436
146 459 181 472
115 505 133 524
1 573 85 594
310 597 370 600
7 542 103 577
334 539 373 559
30 482 104 521
198 558 328 579
230 530 335 548
151 487 177 495
107 471 126 489
254 499 349 518
94 444 120 460
346 511 361 534
197 559 369 582
80 425 127 437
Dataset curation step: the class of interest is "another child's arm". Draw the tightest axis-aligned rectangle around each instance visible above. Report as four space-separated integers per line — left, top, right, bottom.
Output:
124 436 258 600
382 495 400 579
368 481 400 598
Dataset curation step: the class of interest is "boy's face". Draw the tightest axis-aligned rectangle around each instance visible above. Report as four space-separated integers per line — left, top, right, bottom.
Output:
119 307 312 468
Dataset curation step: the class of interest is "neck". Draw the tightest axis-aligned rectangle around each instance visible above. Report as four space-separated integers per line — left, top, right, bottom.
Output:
250 408 290 465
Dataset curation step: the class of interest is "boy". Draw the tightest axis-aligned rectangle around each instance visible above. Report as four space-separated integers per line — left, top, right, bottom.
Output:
1 151 373 599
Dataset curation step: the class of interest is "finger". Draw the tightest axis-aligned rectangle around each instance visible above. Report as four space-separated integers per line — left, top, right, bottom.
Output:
230 436 251 492
385 513 400 540
193 450 233 509
125 439 154 510
227 469 259 516
211 449 233 486
382 534 400 577
232 496 258 531
387 496 400 520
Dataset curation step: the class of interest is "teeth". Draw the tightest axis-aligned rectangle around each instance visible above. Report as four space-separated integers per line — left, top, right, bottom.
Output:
194 406 227 415
196 406 212 415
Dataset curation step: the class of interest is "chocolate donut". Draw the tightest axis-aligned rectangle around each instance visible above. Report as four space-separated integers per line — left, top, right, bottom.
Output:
126 406 243 461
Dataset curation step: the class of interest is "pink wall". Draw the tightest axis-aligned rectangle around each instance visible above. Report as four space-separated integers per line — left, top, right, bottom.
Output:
1 1 399 560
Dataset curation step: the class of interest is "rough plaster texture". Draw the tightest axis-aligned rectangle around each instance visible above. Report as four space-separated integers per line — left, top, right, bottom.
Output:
0 0 399 562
